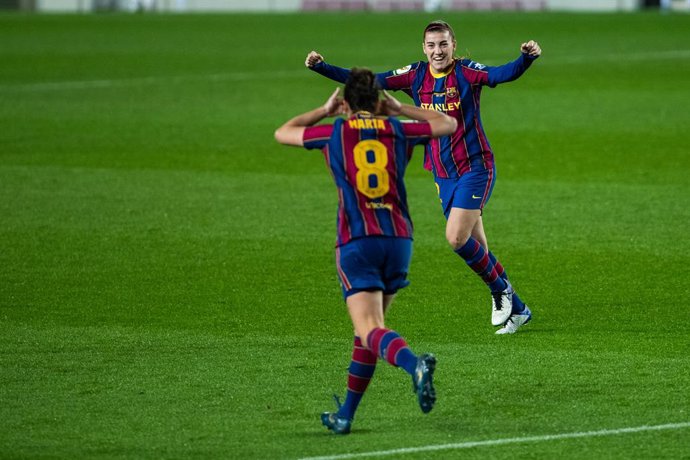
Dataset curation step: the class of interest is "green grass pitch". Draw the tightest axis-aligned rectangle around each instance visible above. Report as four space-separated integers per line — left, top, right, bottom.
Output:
1 10 689 459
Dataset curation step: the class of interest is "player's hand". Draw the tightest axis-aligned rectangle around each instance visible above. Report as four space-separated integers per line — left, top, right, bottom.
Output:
379 90 402 116
323 87 344 117
305 51 324 68
521 40 541 57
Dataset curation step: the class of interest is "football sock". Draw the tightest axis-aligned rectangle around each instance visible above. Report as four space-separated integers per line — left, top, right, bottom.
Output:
455 237 507 293
511 292 526 314
337 336 377 421
366 328 417 376
488 250 526 314
488 251 508 281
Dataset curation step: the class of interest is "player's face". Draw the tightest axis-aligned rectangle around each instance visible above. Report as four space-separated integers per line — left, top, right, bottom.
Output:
423 31 456 74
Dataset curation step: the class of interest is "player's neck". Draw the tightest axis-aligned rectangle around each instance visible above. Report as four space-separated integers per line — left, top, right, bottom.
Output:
429 60 455 78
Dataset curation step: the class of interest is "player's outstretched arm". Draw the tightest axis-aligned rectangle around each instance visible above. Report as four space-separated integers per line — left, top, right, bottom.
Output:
305 50 352 84
306 51 412 92
380 90 457 137
486 39 542 87
274 88 343 147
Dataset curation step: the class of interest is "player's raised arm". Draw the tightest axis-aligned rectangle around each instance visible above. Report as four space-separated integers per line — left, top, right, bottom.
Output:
305 50 352 84
380 90 457 137
274 88 343 147
485 40 542 87
305 50 417 92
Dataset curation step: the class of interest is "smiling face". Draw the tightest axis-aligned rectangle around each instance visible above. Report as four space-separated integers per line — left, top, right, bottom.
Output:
423 30 456 74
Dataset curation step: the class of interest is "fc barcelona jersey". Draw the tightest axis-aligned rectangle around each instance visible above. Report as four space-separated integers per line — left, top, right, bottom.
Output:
303 112 432 247
311 53 537 179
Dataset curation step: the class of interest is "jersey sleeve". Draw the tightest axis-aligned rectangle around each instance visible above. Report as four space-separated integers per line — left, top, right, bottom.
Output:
310 61 351 84
486 53 537 87
460 54 537 88
312 61 421 92
459 59 490 85
302 124 334 150
399 120 433 146
376 62 421 91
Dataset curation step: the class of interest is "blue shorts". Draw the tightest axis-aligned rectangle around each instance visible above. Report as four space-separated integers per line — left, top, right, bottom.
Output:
435 167 496 219
335 236 412 299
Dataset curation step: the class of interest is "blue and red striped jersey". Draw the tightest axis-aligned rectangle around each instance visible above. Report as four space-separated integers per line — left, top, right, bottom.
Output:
303 112 432 247
311 53 537 179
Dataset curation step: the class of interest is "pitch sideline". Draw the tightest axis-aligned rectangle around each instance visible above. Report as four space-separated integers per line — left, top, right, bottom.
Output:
299 421 690 460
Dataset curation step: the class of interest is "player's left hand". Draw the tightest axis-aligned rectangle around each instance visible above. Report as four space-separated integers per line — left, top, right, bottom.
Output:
521 40 541 57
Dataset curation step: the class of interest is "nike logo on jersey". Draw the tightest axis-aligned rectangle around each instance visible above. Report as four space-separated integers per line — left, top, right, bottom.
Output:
472 194 482 199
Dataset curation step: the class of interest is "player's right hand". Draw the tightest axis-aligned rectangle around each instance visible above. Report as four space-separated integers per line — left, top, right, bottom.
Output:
520 40 541 57
305 51 324 68
378 90 402 116
323 87 344 116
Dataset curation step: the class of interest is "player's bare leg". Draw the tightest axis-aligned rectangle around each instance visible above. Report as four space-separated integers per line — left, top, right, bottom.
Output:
347 291 386 347
445 207 481 250
470 214 489 251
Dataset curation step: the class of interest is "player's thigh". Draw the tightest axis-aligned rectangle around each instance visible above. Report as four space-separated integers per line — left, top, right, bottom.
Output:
383 293 396 314
446 207 481 248
347 291 385 339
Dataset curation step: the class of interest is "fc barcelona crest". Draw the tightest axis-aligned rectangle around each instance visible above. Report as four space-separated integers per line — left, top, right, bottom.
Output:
446 87 458 99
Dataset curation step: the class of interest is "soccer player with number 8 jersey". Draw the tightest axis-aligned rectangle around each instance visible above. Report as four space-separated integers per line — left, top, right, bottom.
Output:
305 20 542 334
275 69 456 434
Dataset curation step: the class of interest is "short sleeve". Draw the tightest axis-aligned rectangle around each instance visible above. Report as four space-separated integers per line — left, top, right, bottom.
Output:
303 124 334 150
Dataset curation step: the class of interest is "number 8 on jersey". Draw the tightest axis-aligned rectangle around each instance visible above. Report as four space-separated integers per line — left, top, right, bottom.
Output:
353 140 390 199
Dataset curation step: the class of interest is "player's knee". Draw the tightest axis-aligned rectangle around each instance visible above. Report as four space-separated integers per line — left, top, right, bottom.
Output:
446 231 470 250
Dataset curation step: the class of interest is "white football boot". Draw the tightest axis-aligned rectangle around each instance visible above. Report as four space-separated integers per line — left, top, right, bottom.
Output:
491 282 514 326
495 306 532 335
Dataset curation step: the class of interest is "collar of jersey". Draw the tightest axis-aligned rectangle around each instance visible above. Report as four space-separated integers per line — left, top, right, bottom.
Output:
429 61 455 79
353 111 373 117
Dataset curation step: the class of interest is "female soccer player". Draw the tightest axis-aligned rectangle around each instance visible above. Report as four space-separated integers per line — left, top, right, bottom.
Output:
304 20 541 334
275 69 456 434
